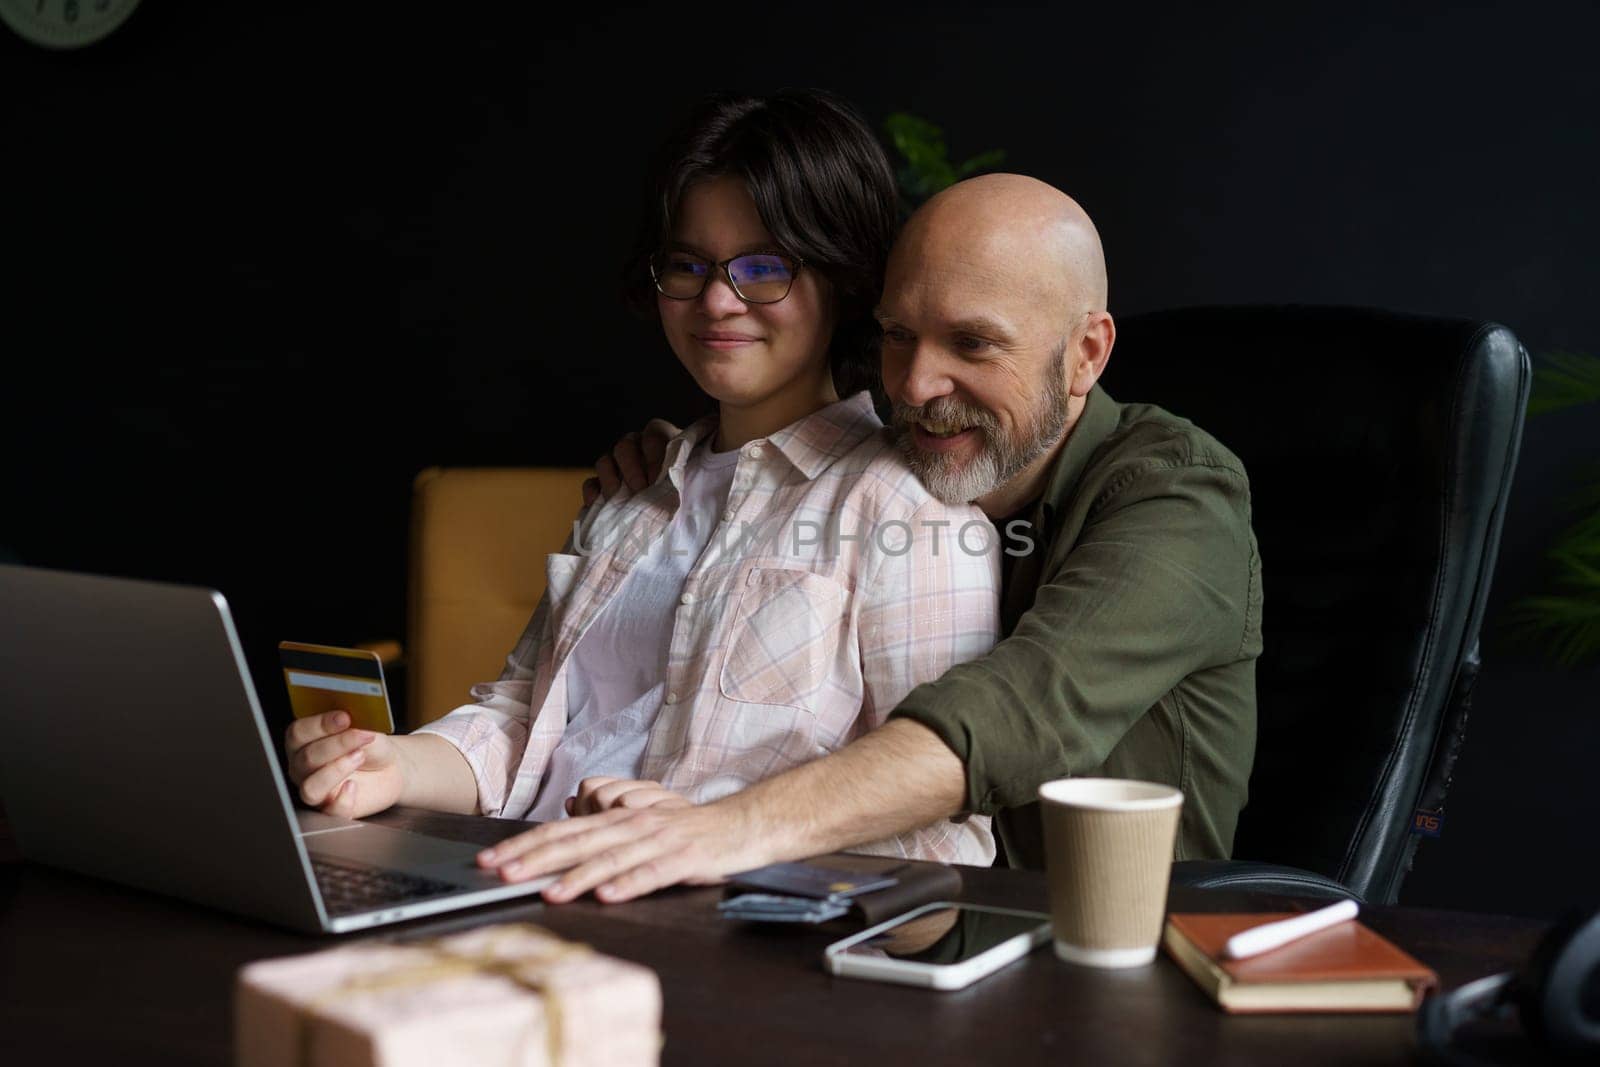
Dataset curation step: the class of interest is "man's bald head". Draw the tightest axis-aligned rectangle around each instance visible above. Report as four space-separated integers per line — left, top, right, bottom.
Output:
896 173 1108 318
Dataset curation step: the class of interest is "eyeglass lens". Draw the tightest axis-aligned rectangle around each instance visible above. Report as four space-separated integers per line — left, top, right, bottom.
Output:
656 253 796 302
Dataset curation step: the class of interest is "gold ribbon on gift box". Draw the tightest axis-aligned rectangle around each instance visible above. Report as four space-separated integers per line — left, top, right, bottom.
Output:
292 923 590 1067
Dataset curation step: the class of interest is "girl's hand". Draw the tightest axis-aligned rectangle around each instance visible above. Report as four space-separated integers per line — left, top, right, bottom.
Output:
566 776 692 817
283 710 406 819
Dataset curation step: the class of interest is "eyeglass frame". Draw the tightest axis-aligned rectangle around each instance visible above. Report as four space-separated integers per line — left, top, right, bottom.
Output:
649 248 807 305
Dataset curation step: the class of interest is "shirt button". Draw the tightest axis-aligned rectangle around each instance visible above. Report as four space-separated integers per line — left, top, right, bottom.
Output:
680 592 696 606
664 691 679 705
723 509 736 522
745 444 763 459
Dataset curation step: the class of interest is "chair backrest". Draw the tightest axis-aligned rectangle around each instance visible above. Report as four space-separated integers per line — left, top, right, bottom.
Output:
406 467 590 728
1106 306 1529 903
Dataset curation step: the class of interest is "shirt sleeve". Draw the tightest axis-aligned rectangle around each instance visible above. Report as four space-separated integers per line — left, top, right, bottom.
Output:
409 591 551 817
855 497 1002 864
410 522 585 817
888 459 1259 816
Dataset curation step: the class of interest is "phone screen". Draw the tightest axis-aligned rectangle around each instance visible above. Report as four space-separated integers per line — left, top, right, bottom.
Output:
837 906 1047 965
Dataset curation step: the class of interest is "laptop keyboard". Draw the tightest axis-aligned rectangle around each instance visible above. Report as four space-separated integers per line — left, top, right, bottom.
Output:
311 855 460 917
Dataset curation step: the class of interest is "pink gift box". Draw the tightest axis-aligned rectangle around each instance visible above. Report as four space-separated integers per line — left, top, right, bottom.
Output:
235 923 661 1067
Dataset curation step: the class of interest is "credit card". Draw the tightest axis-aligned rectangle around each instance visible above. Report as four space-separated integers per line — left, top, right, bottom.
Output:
718 894 851 924
278 641 395 734
729 861 900 901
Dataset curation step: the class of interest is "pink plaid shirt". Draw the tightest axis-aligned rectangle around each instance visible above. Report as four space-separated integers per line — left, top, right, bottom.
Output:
416 391 1000 865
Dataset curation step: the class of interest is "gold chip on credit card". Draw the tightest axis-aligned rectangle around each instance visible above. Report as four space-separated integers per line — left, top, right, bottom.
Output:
278 641 395 734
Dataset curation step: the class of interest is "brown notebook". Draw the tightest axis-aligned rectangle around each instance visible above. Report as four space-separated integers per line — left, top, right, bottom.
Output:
1163 912 1438 1014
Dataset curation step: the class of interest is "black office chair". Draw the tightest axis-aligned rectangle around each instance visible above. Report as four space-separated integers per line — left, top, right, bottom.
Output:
1104 306 1530 904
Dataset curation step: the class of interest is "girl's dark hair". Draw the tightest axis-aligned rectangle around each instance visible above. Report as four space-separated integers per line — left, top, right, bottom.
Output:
624 89 899 398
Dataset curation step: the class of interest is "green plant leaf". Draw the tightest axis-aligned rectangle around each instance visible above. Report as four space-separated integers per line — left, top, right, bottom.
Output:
884 113 946 153
1528 351 1600 416
954 148 1007 178
1509 595 1600 668
1511 474 1600 667
884 113 948 177
883 112 1006 208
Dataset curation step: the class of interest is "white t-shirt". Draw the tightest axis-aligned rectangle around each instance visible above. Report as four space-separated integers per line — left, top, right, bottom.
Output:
526 439 739 821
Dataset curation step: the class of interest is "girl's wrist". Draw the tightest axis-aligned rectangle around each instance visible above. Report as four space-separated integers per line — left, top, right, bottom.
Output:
389 734 420 805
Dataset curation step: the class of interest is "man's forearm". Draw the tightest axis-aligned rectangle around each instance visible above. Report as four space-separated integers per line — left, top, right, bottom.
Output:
394 733 482 815
715 718 968 863
474 718 970 902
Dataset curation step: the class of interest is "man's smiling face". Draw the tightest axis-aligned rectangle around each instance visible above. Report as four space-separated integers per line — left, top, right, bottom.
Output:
877 229 1073 508
876 174 1115 514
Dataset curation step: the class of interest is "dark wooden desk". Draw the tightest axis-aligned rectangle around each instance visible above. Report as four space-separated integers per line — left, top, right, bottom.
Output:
0 808 1546 1065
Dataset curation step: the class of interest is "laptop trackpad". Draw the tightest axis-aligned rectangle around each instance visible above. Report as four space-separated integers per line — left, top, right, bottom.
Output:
296 809 364 835
304 823 499 886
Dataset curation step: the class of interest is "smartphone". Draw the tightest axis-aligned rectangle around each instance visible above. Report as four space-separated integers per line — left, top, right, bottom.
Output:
824 901 1051 990
277 641 395 734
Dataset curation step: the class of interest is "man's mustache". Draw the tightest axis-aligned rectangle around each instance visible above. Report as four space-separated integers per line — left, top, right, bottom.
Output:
891 397 1000 436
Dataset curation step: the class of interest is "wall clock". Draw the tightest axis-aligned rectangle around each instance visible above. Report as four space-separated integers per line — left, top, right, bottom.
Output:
0 0 141 49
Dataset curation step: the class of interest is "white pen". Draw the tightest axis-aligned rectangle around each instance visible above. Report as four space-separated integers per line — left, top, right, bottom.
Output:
1223 898 1360 960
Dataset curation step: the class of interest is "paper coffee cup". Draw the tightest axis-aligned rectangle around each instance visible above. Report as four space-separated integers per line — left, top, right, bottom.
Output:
1038 778 1183 968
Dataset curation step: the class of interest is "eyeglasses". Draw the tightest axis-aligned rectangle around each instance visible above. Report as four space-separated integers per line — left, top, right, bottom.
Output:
651 250 804 304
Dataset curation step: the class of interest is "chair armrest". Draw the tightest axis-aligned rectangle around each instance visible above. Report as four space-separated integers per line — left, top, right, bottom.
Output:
354 639 404 668
1171 860 1363 903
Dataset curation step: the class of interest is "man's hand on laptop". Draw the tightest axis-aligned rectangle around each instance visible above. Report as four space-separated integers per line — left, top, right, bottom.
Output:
475 719 969 904
284 711 404 819
581 418 679 506
475 799 767 903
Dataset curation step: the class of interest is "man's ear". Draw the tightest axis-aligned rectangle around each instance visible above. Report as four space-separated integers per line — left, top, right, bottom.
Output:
1068 311 1116 398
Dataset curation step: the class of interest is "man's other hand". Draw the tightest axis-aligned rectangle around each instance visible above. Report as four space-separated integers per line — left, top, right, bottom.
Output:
564 776 691 817
476 801 768 904
581 419 680 506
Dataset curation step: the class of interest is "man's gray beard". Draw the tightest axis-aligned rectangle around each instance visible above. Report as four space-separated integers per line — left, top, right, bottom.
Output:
893 365 1069 505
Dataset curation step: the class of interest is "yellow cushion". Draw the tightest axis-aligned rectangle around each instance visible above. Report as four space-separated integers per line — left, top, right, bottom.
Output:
407 467 590 728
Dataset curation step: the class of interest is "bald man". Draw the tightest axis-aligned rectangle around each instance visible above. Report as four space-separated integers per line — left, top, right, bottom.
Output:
473 175 1261 902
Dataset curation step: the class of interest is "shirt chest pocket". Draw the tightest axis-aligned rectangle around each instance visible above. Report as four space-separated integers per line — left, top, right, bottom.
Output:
718 567 850 713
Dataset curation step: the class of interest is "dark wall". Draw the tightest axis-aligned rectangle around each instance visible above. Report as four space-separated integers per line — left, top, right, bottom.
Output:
4 2 1596 918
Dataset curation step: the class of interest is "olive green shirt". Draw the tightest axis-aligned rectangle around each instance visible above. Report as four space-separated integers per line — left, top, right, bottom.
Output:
890 385 1262 867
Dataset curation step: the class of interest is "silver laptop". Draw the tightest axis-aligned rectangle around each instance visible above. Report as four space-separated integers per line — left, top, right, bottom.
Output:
0 564 554 933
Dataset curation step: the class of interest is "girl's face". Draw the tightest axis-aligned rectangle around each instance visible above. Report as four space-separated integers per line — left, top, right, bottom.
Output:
656 175 835 412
